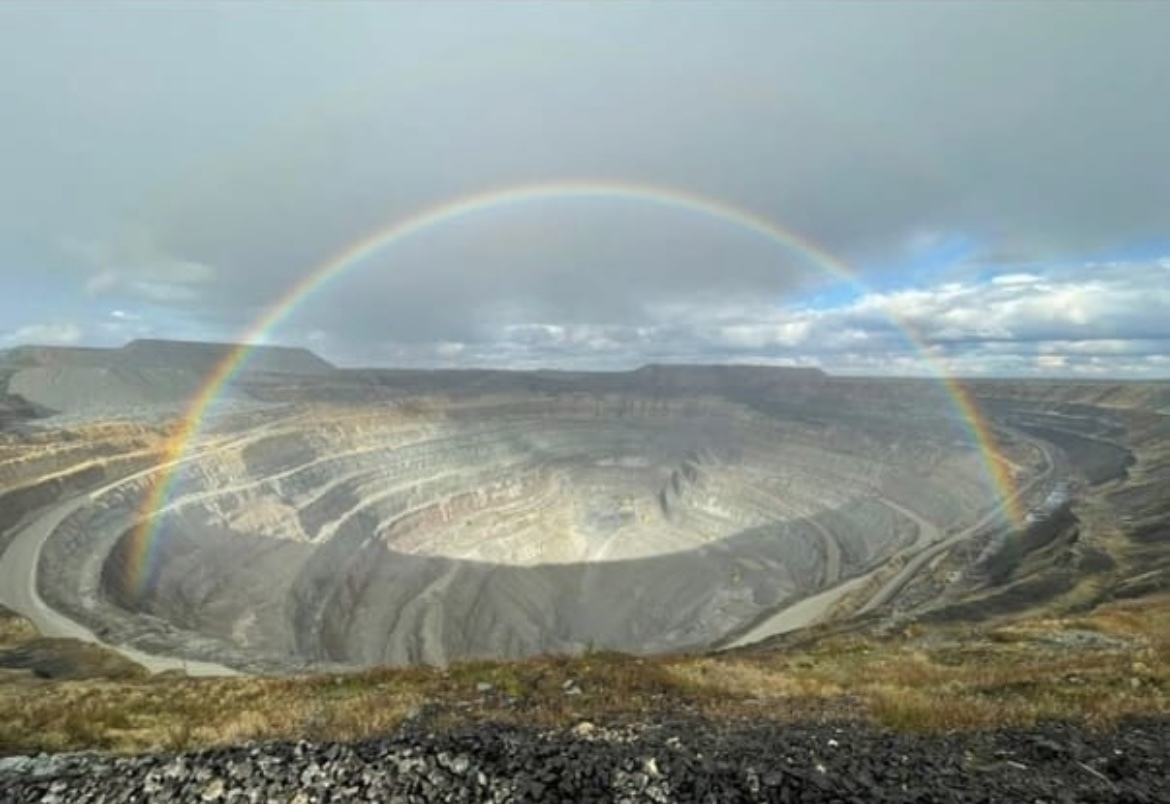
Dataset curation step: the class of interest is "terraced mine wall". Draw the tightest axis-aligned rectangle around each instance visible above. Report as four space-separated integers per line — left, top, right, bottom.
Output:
1015 425 1134 485
13 349 1169 672
24 389 996 671
922 508 1084 623
0 368 48 431
0 453 160 554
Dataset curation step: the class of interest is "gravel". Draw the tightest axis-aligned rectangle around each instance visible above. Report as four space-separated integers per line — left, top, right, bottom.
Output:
1 716 1166 802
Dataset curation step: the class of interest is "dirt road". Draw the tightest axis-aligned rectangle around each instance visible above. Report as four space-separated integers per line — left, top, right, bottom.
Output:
0 459 241 677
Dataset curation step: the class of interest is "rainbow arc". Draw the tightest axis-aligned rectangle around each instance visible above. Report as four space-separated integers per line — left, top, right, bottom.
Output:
126 179 1021 600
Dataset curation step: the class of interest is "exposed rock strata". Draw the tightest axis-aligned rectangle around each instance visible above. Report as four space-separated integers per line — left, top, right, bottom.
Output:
19 352 1137 672
29 390 1001 670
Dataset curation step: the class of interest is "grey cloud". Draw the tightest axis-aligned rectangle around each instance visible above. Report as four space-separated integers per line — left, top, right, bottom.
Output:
59 228 216 304
1 322 84 346
342 257 1170 378
1 3 1168 374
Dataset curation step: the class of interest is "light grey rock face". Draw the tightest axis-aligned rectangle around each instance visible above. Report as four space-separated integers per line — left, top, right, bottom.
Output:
118 339 334 376
39 390 997 671
4 340 333 418
9 366 210 417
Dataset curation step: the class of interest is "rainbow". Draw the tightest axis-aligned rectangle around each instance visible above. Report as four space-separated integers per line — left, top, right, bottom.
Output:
938 375 1022 527
126 179 1021 600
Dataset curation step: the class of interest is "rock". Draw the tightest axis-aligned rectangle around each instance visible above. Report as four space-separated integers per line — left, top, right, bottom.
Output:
475 681 494 694
0 716 1167 803
1027 736 1067 761
0 757 30 775
200 777 225 801
572 722 596 738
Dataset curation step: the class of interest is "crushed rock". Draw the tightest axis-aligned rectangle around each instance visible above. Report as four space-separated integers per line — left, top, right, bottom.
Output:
1 716 1166 802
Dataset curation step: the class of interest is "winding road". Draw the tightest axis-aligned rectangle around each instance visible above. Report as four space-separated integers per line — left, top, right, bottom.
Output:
0 432 280 677
857 437 1054 614
1 411 1058 671
725 433 1056 649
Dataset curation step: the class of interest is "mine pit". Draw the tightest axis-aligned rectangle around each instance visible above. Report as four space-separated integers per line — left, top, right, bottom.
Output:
51 392 998 670
2 347 1027 672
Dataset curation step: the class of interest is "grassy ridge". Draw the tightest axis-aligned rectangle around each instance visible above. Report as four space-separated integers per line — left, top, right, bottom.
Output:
1 593 1165 755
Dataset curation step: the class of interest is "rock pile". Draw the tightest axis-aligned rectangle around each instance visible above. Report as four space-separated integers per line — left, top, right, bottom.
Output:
1 716 1165 802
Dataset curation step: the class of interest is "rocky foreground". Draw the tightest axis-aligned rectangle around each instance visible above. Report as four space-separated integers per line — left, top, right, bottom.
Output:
1 715 1166 803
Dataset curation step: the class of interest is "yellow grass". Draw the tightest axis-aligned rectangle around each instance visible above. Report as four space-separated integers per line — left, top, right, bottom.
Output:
670 594 1170 733
0 592 1166 754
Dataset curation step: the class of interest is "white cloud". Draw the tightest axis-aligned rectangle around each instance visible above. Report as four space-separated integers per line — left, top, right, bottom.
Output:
3 322 84 345
365 256 1168 377
713 321 811 349
128 280 201 303
845 259 1169 346
99 308 154 340
85 270 121 295
905 230 947 254
63 227 216 305
434 341 466 357
328 255 1166 377
26 239 1170 380
991 272 1043 286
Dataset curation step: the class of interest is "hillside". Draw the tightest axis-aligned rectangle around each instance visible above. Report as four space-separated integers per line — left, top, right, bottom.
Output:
0 356 1165 799
0 340 334 417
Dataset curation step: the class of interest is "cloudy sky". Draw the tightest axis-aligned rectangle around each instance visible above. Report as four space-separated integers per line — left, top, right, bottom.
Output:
2 2 1168 377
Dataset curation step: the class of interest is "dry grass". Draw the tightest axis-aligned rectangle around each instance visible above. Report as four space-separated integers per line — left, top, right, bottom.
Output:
0 609 37 647
0 646 706 755
0 595 1166 755
671 594 1169 733
0 674 425 755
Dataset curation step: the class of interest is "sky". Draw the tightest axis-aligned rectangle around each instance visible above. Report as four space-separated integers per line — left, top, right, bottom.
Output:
1 2 1169 378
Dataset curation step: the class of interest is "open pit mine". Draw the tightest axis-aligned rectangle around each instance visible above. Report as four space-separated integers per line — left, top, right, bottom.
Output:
2 339 1131 675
